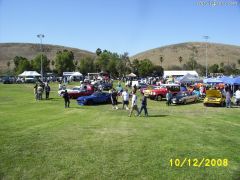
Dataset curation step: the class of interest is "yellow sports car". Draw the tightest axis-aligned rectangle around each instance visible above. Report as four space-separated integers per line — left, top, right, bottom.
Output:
203 90 226 107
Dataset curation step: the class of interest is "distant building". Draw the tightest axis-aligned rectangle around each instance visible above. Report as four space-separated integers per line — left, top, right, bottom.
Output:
163 70 198 78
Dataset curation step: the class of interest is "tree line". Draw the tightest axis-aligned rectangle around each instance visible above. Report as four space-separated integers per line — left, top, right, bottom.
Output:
8 48 240 77
10 48 164 77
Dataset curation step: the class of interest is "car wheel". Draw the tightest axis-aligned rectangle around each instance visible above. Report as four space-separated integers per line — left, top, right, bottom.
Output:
183 100 187 105
220 101 225 107
156 95 162 101
87 100 93 105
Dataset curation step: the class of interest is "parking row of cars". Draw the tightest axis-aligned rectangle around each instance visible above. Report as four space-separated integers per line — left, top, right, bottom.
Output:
58 81 113 106
56 81 229 107
140 83 228 107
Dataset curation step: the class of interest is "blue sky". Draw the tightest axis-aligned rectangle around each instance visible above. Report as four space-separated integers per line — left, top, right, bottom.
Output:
0 0 240 55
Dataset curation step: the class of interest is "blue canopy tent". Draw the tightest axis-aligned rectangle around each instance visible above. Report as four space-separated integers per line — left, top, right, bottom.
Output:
177 73 202 83
232 76 240 85
203 78 223 84
219 76 234 85
218 76 240 93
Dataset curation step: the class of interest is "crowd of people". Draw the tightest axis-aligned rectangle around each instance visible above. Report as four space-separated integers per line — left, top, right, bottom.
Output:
33 77 240 111
109 84 149 117
33 81 51 101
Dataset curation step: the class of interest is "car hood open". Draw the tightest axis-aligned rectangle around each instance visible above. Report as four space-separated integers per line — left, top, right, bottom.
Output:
206 90 222 98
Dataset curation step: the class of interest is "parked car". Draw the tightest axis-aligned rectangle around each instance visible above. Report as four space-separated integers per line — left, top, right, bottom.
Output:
171 91 198 105
148 84 180 101
2 76 14 84
142 85 159 96
24 76 37 83
92 81 113 91
77 92 111 105
138 83 148 89
203 90 226 107
101 82 113 90
58 85 94 99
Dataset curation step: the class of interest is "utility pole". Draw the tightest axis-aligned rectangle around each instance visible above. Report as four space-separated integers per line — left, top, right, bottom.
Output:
37 34 45 81
203 35 209 78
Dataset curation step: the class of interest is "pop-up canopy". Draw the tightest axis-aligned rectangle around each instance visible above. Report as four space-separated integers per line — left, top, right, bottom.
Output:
126 73 137 77
18 71 41 77
177 73 202 83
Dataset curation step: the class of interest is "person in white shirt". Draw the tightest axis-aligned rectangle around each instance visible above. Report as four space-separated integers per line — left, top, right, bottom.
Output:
122 89 129 110
235 88 240 106
80 81 84 90
129 91 140 117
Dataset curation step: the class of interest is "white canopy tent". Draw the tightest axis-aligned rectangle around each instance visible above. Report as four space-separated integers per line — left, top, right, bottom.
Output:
63 72 83 77
126 73 137 77
18 71 41 77
63 72 83 82
163 70 198 78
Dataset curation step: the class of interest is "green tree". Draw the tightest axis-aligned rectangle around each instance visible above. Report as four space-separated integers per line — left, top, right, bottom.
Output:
32 54 50 73
13 56 32 75
116 60 125 77
51 60 55 71
131 59 140 75
209 64 219 73
152 65 164 77
160 56 164 66
138 59 154 77
51 60 55 66
55 50 75 75
118 52 131 76
168 65 182 70
178 56 183 65
7 61 10 69
96 48 102 56
78 57 95 75
223 65 234 75
237 59 240 66
183 57 197 70
95 50 111 72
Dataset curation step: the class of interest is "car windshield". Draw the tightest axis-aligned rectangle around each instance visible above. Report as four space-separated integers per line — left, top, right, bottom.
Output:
72 88 80 90
177 92 188 97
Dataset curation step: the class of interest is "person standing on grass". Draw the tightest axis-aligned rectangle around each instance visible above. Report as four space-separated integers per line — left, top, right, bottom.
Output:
166 89 172 106
110 88 118 109
37 84 43 100
235 87 240 106
63 90 70 108
122 89 129 110
139 94 148 117
129 91 140 117
225 88 232 108
34 83 38 100
45 83 51 99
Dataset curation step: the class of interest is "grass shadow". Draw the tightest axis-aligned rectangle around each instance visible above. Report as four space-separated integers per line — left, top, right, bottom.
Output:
147 114 169 117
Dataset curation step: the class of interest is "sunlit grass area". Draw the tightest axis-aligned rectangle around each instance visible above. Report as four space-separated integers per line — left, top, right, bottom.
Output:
0 83 239 179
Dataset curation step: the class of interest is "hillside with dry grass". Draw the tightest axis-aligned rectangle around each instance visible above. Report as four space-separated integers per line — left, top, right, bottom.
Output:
0 43 96 71
131 42 240 69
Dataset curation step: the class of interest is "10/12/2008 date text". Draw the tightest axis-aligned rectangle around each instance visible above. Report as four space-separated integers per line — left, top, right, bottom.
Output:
169 158 228 167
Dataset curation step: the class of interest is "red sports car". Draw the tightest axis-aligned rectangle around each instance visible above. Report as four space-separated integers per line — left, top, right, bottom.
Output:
58 85 94 99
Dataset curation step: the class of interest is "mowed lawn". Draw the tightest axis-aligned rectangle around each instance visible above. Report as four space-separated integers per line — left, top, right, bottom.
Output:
0 83 240 180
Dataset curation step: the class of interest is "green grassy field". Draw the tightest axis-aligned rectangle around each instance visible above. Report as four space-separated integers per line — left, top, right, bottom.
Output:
0 83 239 179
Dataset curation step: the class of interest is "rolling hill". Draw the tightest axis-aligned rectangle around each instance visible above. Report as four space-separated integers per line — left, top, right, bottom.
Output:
1 42 240 73
0 43 96 72
131 42 240 69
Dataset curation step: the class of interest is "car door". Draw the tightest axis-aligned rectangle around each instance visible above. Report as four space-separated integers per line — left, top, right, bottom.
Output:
188 92 196 103
95 93 103 103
